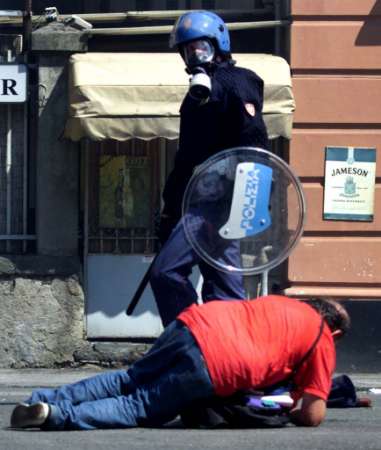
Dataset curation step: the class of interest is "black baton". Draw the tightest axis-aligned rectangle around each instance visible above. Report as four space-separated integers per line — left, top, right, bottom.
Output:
126 255 157 316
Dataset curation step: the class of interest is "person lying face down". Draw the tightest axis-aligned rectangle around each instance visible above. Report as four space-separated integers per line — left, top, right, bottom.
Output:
10 295 350 430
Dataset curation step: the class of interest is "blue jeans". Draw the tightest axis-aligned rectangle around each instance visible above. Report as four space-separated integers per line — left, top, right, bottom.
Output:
26 321 214 430
150 216 245 326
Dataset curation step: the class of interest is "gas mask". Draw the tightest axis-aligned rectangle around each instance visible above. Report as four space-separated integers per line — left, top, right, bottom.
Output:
182 39 215 102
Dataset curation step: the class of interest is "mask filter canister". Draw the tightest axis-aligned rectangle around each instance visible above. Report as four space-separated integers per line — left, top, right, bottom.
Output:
189 68 212 101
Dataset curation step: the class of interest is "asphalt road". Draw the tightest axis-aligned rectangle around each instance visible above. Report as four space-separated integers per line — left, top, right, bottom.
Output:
0 369 380 450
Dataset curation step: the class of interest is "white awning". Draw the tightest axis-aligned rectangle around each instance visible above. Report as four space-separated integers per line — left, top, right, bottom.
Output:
64 52 295 141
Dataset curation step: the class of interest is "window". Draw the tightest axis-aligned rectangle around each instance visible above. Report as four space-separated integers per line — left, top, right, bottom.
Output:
0 102 34 253
83 139 165 255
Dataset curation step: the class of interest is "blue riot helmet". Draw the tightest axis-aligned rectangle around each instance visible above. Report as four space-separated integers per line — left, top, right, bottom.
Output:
170 11 231 101
169 10 231 56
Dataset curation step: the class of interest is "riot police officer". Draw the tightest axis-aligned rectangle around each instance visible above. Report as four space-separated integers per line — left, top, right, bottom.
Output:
150 10 270 326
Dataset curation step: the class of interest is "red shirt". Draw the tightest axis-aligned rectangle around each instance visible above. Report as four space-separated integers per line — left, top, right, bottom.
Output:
178 295 335 400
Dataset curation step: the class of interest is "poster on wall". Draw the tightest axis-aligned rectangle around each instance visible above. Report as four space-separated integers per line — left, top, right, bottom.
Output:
99 155 152 228
323 146 376 221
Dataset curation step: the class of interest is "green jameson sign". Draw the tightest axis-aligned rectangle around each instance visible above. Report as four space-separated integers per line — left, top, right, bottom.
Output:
323 146 376 221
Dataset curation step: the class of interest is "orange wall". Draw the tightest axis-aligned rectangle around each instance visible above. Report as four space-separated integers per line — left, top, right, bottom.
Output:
287 0 381 297
291 1 381 16
291 22 381 70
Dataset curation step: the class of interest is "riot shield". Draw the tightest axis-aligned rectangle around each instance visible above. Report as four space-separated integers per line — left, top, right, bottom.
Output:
182 147 306 276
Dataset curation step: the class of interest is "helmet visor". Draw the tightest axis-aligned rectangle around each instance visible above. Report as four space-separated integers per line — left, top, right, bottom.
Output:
182 39 215 68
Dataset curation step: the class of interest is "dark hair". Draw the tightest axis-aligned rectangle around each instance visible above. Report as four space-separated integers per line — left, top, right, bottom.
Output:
302 298 351 336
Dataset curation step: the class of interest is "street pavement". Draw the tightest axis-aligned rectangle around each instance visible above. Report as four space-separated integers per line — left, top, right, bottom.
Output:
0 368 380 450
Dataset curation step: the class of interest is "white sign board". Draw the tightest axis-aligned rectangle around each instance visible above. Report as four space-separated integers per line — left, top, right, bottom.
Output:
323 146 376 221
0 64 27 103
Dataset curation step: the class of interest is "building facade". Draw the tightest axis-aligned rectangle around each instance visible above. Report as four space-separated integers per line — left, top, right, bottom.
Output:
0 0 380 370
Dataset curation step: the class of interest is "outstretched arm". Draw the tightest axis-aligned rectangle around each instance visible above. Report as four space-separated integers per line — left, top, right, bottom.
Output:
289 393 327 427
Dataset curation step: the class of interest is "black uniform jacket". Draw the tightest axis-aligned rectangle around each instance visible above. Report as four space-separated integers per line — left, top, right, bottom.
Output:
162 62 270 221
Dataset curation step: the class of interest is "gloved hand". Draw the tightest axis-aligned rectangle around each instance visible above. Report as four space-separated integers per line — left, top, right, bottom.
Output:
156 214 178 246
